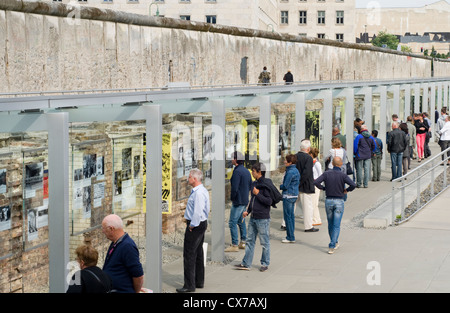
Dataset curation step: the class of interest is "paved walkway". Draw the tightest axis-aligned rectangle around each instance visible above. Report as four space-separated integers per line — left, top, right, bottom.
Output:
162 142 450 293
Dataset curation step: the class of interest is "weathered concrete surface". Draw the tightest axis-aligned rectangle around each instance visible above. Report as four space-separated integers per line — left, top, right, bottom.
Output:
0 0 448 94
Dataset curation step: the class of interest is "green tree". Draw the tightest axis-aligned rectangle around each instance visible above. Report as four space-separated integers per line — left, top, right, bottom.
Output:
371 31 399 50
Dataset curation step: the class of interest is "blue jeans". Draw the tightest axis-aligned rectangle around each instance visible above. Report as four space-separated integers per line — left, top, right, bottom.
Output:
282 198 297 241
229 204 247 246
325 198 345 249
242 218 270 268
390 152 403 180
355 159 370 187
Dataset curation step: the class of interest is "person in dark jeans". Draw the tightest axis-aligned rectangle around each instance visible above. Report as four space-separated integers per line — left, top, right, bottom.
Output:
387 121 408 180
177 169 210 293
225 151 252 252
314 157 356 254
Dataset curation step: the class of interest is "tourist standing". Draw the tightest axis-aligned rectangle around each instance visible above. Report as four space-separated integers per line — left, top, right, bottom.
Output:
437 115 450 165
353 125 375 188
371 130 383 181
67 245 112 293
296 139 318 232
414 113 429 162
177 169 210 293
225 151 252 252
387 121 408 180
309 147 322 226
235 163 272 272
314 157 356 254
280 154 300 243
102 214 144 293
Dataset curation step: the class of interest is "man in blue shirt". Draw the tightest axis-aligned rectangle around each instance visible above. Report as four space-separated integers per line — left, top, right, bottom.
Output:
314 157 356 254
102 214 144 293
177 168 210 293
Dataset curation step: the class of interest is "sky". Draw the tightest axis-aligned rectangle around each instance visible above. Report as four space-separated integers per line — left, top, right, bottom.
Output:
355 0 449 8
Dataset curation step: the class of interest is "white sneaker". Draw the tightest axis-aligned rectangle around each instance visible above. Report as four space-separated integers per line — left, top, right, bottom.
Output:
282 239 296 243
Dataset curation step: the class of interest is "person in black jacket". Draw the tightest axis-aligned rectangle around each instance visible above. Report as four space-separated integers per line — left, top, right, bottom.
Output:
235 162 272 272
67 245 113 293
387 121 408 180
283 70 294 85
296 139 318 232
225 151 252 252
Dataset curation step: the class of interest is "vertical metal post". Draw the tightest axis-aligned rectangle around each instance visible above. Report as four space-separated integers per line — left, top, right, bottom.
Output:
430 83 436 133
322 89 333 156
364 87 373 132
345 88 355 160
295 92 306 152
404 85 411 119
211 99 225 262
379 86 387 170
437 82 443 116
144 105 162 293
414 84 421 113
444 82 449 108
393 85 400 117
259 96 271 175
47 112 69 293
422 83 429 116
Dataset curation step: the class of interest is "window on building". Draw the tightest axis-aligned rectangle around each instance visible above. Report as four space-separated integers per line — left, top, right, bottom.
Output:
206 15 216 23
154 0 164 2
336 11 344 24
281 11 289 24
78 0 87 2
336 33 344 42
205 0 217 2
317 0 325 2
128 0 139 2
317 11 325 24
180 0 190 2
299 33 307 37
180 15 191 20
317 33 325 39
103 0 113 2
299 11 307 24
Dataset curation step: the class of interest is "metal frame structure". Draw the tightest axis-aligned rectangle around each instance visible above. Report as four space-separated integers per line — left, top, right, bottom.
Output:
0 77 449 293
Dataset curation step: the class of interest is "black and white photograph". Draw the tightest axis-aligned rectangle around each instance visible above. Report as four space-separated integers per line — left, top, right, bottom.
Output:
82 185 91 218
0 168 6 194
133 155 140 179
122 147 132 170
96 156 104 179
114 170 122 195
0 205 11 232
27 208 38 241
73 168 83 181
83 154 97 179
25 162 43 199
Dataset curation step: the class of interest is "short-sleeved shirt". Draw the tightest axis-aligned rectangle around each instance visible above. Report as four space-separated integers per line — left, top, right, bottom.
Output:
103 233 144 293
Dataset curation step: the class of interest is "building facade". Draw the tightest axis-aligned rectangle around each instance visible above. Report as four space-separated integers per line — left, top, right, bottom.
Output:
48 0 356 42
355 0 450 55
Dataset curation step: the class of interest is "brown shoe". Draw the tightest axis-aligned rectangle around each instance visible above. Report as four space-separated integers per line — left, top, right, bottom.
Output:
225 245 239 252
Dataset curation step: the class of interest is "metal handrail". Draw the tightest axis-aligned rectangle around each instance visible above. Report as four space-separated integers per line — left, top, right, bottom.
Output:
392 146 450 224
1 77 449 99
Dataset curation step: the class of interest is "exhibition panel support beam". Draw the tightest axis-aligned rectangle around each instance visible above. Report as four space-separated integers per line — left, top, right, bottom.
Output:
259 96 271 174
47 112 70 293
144 105 163 293
295 92 306 151
211 99 226 263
